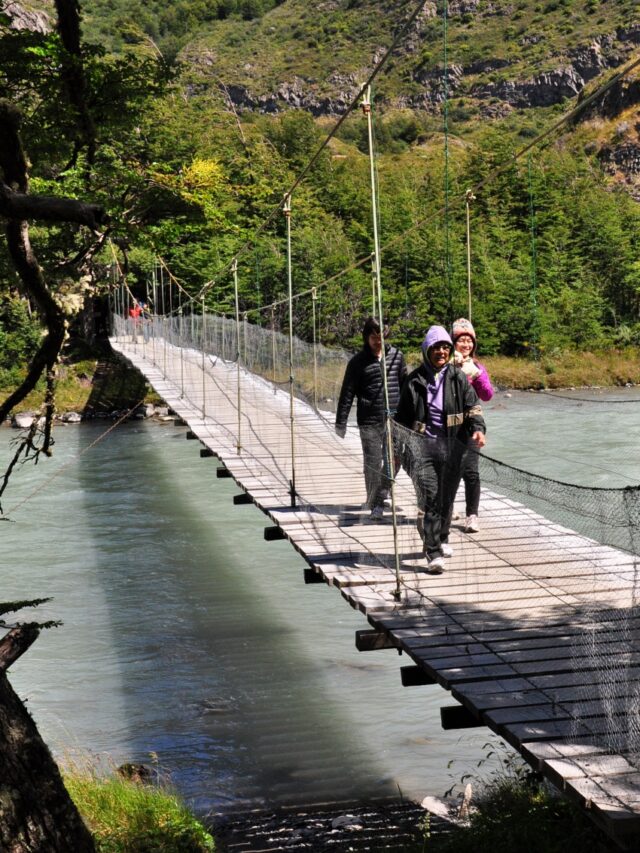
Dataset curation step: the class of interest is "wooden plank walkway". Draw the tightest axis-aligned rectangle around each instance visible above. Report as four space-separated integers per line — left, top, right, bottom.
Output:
111 334 640 848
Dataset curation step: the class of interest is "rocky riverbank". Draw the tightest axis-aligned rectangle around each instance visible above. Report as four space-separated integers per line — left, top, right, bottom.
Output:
211 798 450 853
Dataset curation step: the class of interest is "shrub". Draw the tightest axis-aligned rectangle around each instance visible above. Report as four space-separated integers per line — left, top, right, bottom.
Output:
0 297 42 373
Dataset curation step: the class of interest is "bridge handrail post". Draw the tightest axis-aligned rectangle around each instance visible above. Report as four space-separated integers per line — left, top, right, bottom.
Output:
233 258 242 454
465 189 476 321
362 84 403 600
284 192 297 508
159 262 167 378
202 296 207 419
271 305 277 385
311 287 318 411
179 301 185 399
151 264 157 367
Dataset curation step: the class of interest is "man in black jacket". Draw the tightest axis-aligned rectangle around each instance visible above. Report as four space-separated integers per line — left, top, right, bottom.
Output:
335 317 407 520
395 325 486 573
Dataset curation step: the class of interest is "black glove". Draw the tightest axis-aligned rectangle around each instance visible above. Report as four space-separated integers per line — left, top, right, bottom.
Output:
335 423 347 439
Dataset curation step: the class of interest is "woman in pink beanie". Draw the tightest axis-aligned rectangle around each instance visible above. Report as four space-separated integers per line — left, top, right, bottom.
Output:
451 318 494 532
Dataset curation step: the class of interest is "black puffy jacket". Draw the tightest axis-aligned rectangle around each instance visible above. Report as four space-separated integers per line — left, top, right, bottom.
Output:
336 345 407 427
394 363 485 443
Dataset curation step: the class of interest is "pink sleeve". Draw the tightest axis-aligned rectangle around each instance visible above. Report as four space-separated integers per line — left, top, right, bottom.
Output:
471 360 494 401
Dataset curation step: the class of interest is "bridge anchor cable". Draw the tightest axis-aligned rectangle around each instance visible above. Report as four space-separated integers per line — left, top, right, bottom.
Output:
362 85 402 601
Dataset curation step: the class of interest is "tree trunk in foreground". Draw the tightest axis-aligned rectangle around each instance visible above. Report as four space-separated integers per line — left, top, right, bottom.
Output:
0 630 95 852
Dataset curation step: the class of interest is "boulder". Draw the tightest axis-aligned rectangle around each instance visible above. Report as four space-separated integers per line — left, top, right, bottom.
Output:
11 412 35 429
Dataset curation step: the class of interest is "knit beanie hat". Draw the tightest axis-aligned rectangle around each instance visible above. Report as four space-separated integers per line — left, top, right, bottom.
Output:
452 318 476 354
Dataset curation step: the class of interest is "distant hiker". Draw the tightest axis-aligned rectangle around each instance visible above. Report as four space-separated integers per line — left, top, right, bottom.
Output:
335 317 407 520
452 318 494 533
395 325 486 574
129 300 142 343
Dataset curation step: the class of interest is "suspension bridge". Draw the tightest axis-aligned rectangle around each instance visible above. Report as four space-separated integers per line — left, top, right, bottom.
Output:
110 313 640 850
99 6 640 844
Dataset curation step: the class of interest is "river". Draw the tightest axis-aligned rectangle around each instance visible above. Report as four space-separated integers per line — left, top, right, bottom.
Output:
2 387 639 814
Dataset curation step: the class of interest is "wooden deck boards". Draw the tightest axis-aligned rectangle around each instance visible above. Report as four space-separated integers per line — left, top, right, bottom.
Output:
111 336 640 847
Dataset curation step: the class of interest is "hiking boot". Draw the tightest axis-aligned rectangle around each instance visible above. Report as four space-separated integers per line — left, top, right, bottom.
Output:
465 514 479 533
369 505 384 521
440 543 454 558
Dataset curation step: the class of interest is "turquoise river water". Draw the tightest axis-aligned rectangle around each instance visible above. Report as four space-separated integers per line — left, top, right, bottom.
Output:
1 388 639 816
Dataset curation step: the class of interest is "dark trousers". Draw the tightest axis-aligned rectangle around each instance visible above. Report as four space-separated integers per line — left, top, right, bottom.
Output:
359 423 399 509
412 441 463 559
460 446 481 516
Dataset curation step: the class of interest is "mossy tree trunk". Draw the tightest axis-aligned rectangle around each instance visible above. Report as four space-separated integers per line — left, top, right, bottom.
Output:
0 626 95 852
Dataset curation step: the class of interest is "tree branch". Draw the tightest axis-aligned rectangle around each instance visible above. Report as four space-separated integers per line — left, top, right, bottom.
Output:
0 182 106 227
0 625 40 672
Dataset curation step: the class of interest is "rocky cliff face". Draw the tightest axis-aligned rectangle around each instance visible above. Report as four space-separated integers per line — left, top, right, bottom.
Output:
211 18 639 119
1 0 51 33
585 74 640 200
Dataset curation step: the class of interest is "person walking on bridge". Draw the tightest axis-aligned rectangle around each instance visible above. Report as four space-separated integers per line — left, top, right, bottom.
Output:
395 325 486 574
335 317 407 521
452 318 494 533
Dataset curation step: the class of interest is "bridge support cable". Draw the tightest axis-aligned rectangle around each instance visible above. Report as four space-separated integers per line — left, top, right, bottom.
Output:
465 189 475 321
442 0 453 326
284 193 297 508
361 85 403 602
232 258 242 454
527 154 539 361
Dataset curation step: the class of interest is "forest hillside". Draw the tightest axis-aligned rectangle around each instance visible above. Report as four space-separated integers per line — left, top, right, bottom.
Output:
0 0 639 377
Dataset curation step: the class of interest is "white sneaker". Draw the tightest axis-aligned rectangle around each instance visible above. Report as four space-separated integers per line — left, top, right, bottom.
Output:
426 555 445 574
369 505 384 521
465 514 479 533
440 543 454 558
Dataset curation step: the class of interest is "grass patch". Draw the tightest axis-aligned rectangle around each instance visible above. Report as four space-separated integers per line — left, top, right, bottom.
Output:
403 347 640 390
412 745 614 853
483 347 640 390
64 759 214 853
427 772 612 852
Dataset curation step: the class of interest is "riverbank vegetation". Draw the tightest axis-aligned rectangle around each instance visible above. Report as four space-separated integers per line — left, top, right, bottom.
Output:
426 771 613 853
2 340 639 417
64 760 214 852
